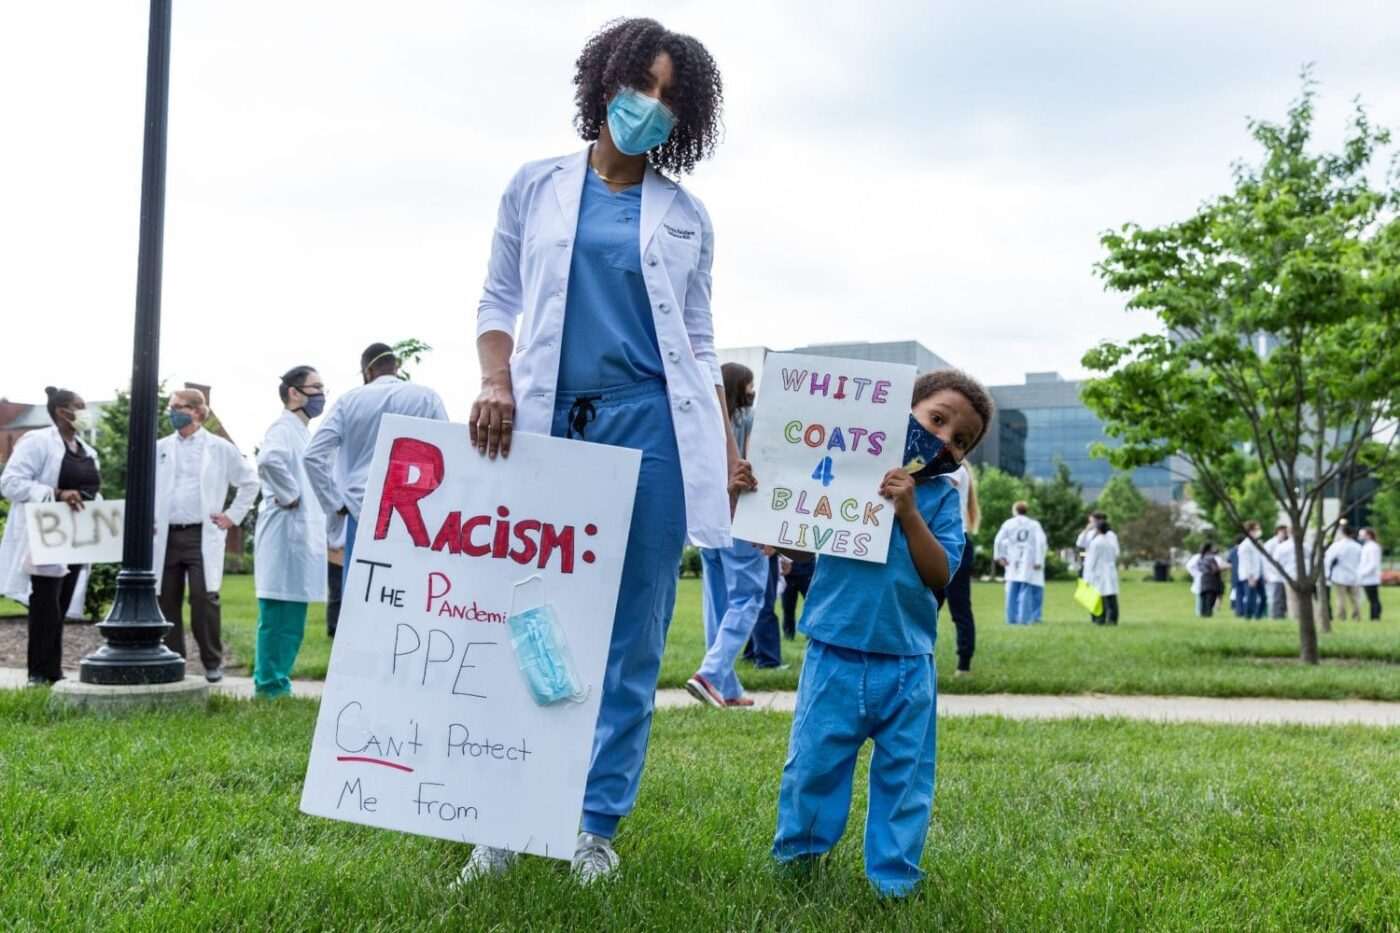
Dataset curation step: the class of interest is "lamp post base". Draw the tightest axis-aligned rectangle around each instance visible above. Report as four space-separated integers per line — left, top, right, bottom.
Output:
79 570 186 685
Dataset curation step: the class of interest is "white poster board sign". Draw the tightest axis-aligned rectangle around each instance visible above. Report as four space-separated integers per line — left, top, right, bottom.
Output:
731 353 916 564
300 416 639 860
24 499 124 565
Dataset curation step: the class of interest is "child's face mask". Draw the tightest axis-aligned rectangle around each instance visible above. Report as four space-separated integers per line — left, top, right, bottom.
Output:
903 414 961 479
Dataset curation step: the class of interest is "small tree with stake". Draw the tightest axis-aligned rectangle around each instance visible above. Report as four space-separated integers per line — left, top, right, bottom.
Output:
1082 73 1400 664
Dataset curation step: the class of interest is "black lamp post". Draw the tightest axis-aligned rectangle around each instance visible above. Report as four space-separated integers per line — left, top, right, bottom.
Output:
80 0 185 685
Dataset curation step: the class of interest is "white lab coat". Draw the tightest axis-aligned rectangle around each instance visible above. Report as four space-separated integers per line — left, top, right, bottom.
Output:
254 411 327 603
1237 535 1265 583
0 426 98 608
1082 531 1120 596
1323 537 1363 587
1358 540 1382 587
153 428 259 594
1262 535 1290 584
477 148 730 548
1184 552 1228 594
994 514 1047 586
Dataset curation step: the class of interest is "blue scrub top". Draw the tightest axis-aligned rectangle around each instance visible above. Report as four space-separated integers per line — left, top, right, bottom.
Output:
799 479 965 656
556 170 666 392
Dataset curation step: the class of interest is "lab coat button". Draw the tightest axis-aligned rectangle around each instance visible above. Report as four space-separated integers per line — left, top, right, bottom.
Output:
667 349 680 363
646 255 659 267
679 398 693 411
658 302 671 314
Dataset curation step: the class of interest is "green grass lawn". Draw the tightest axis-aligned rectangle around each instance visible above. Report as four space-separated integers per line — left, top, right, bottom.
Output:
17 574 1400 701
1 689 1396 930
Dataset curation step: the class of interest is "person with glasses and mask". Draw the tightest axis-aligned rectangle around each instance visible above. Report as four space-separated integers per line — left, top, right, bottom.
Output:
303 343 449 584
251 366 329 698
0 387 102 685
153 387 259 683
461 19 752 885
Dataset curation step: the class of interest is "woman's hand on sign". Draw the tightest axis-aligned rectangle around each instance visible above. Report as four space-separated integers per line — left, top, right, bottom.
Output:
57 489 84 512
728 458 757 496
879 467 917 520
470 377 516 461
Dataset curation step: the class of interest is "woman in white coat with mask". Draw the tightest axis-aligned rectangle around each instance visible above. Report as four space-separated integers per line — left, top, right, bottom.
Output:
459 18 754 886
1083 517 1121 625
0 387 101 685
251 366 329 699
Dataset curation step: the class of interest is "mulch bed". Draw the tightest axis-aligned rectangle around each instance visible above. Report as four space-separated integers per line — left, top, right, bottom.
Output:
0 615 242 674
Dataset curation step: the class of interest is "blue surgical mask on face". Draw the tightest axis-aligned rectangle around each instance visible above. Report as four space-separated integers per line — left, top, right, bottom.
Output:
903 414 960 479
606 88 675 156
169 410 193 431
299 393 326 419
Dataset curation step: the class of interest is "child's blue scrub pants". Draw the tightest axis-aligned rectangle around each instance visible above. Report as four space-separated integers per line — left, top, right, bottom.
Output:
552 379 687 838
698 540 768 700
773 639 937 897
1005 580 1044 624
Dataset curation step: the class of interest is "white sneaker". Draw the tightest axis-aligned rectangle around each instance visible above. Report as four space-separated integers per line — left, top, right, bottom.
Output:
572 832 619 885
452 845 516 888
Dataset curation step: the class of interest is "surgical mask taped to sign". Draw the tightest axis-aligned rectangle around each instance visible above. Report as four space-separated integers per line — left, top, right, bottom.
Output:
902 414 960 480
506 576 588 706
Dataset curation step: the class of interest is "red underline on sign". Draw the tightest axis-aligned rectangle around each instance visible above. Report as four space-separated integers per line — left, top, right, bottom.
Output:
336 755 414 773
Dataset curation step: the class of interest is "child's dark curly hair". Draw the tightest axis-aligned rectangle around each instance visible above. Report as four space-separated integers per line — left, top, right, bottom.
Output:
912 370 996 453
572 18 723 176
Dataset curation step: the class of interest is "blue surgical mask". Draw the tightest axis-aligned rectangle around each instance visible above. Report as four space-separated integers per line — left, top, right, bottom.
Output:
606 88 675 156
299 393 326 419
508 604 587 706
903 414 960 479
169 410 193 431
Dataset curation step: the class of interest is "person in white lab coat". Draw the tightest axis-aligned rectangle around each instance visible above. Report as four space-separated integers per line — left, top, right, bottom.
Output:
1236 522 1267 619
303 343 449 588
457 19 753 887
1185 542 1228 617
1325 525 1365 621
1262 525 1290 619
1358 527 1383 620
994 501 1047 624
154 388 259 682
251 366 329 699
1082 517 1121 625
0 388 101 684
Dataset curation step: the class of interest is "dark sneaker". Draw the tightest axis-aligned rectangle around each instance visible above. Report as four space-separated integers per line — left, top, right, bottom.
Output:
204 667 224 683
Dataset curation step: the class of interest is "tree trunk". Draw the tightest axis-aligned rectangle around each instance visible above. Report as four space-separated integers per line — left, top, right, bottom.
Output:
1294 584 1320 664
1317 582 1332 633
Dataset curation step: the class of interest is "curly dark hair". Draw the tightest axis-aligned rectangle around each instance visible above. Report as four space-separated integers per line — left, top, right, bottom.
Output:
912 369 996 453
572 18 723 176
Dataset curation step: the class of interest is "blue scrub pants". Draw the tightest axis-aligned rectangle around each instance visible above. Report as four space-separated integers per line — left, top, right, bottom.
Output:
1243 581 1267 619
697 540 768 700
1005 581 1044 624
552 380 687 838
743 555 784 667
773 639 937 897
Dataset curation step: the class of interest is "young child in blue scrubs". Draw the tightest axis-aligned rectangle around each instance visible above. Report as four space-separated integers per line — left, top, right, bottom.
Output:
770 369 994 897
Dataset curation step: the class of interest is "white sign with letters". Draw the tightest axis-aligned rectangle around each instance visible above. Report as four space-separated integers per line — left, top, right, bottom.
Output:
300 415 639 860
731 352 915 564
24 499 124 565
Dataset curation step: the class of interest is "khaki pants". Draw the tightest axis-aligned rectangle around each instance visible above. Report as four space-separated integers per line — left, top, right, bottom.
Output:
1333 584 1362 621
159 524 223 669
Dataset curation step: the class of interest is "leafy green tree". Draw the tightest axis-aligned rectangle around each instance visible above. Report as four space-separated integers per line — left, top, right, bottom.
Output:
1119 502 1188 563
1028 461 1086 550
1191 452 1280 534
1082 75 1400 663
392 338 433 381
1093 472 1148 528
1370 486 1400 556
93 385 172 501
972 465 1030 559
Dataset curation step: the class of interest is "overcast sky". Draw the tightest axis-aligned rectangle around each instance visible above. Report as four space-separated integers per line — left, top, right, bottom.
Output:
3 1 1398 446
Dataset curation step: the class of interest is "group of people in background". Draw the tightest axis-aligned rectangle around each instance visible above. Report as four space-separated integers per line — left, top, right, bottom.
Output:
1187 520 1384 622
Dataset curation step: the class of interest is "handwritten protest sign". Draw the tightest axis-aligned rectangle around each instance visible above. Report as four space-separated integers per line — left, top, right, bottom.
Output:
24 500 124 565
731 353 916 564
300 415 639 860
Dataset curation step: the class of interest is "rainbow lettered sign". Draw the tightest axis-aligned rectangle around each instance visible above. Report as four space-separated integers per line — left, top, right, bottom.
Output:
732 352 916 564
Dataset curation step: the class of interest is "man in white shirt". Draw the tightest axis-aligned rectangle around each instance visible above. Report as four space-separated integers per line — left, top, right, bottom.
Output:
304 343 450 583
1358 527 1383 621
1324 525 1364 621
994 501 1048 624
1262 525 1290 619
1237 521 1267 619
155 388 260 681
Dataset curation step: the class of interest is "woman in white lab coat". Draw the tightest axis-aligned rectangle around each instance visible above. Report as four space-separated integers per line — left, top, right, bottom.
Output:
1083 518 1121 625
1358 528 1383 620
460 18 752 885
0 388 101 684
251 367 328 698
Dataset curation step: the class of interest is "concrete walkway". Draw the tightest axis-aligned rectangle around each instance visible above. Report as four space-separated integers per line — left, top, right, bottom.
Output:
5 666 1400 727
